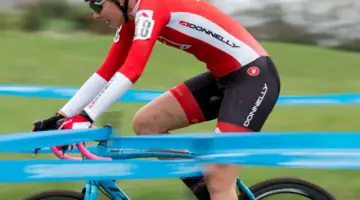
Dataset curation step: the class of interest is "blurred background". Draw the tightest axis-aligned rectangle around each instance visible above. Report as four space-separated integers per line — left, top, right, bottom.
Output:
0 0 360 199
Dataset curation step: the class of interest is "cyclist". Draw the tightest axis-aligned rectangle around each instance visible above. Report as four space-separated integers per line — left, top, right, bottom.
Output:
32 0 281 199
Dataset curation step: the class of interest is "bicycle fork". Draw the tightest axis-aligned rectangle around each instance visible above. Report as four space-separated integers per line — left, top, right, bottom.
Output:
236 178 257 200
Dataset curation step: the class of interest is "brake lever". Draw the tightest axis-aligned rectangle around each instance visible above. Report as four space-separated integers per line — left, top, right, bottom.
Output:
31 121 42 158
32 148 41 158
60 145 70 154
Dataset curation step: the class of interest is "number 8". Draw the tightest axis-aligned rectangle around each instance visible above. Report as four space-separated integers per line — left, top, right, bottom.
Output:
140 19 152 37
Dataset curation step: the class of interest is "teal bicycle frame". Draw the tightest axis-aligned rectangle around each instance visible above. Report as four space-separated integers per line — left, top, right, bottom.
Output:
79 140 256 200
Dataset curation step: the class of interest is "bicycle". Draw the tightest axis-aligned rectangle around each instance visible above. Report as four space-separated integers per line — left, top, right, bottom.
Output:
24 126 336 200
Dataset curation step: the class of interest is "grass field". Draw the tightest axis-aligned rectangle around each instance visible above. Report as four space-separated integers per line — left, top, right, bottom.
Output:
1 30 360 200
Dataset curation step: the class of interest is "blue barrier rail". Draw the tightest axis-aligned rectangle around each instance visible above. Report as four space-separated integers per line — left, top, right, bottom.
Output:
0 128 360 182
0 159 203 182
1 84 360 105
1 84 360 182
9 130 360 154
0 128 111 153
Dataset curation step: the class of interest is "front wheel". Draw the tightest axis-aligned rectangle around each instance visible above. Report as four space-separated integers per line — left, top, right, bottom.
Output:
23 190 84 200
239 177 336 200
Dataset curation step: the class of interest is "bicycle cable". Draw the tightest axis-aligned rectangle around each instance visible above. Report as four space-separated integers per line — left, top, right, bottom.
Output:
94 181 114 200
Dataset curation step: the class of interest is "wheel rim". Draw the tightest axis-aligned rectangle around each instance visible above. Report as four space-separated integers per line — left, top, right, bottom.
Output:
251 184 331 200
37 197 81 200
256 188 311 199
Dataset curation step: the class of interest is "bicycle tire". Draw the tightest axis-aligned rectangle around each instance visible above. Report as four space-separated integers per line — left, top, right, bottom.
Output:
238 177 336 200
23 190 84 200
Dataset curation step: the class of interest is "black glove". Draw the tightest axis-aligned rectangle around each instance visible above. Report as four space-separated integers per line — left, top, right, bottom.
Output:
32 114 65 132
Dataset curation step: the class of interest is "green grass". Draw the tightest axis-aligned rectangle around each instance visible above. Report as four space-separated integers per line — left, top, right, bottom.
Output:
43 19 75 32
1 30 360 199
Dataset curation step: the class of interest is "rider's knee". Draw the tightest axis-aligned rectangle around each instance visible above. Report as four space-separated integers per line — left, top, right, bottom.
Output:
132 110 152 134
132 109 167 135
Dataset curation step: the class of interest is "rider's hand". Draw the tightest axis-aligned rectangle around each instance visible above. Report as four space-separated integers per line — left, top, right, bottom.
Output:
32 114 65 132
58 110 93 130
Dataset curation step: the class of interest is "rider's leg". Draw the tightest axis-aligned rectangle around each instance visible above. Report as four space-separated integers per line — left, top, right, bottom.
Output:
205 124 252 200
204 56 281 200
132 90 189 134
132 72 223 200
132 71 222 134
132 89 210 199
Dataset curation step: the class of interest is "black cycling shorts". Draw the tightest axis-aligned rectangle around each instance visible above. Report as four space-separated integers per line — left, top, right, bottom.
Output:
170 56 280 132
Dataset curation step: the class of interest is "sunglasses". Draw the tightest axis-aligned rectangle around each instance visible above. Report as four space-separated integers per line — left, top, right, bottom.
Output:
86 0 106 14
85 0 130 23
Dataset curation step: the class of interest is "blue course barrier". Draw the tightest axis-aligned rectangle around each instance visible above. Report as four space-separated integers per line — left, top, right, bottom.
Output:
1 129 360 182
1 84 360 183
1 84 360 105
0 159 203 182
0 128 111 152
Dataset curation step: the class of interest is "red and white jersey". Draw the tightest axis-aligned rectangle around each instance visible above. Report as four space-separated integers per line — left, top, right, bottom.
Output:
96 0 269 83
60 0 272 120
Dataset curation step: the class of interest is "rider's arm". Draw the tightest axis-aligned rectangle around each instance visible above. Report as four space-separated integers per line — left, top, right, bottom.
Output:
59 23 135 118
82 6 170 122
